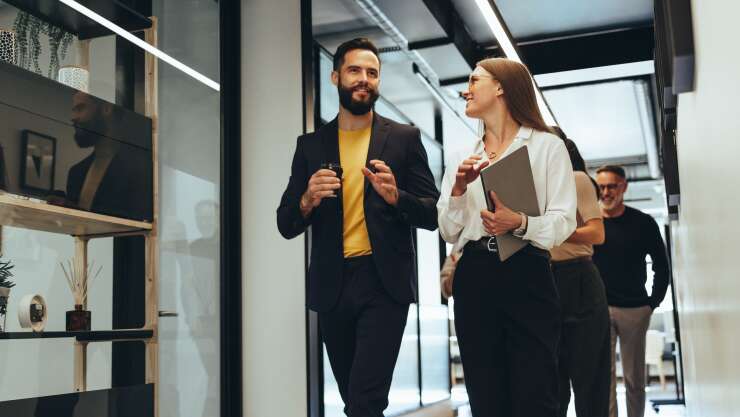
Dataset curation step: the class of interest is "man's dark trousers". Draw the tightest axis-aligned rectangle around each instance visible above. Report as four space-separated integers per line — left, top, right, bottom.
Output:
320 256 409 417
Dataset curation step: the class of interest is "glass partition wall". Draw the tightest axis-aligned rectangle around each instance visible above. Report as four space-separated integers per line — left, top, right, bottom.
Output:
0 1 238 416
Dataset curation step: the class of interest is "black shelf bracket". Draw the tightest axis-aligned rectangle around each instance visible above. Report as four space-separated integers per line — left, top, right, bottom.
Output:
0 329 153 342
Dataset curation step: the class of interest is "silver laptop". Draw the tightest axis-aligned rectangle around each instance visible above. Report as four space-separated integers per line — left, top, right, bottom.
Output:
479 146 541 261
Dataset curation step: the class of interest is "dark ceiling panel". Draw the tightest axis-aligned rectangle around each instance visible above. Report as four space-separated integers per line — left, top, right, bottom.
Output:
421 0 484 68
454 0 654 42
484 26 656 74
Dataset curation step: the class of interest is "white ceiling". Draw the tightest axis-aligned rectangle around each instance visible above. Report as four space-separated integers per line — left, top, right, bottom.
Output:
311 0 660 181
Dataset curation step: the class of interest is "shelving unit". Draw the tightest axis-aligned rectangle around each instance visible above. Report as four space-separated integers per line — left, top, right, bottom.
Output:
0 194 152 237
2 0 153 40
0 10 161 416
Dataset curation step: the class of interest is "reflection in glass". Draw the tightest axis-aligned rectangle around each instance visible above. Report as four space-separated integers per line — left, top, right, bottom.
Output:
154 1 220 416
65 92 148 218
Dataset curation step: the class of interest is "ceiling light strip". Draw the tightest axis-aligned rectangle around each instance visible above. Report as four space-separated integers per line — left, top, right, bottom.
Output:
473 0 520 62
59 0 220 92
534 61 656 88
473 0 557 125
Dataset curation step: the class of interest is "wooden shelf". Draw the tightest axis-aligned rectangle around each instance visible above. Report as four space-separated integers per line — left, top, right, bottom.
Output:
3 0 153 40
0 329 153 342
0 194 151 237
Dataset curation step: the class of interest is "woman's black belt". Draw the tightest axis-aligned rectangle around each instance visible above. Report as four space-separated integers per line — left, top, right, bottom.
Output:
550 256 592 269
464 237 550 260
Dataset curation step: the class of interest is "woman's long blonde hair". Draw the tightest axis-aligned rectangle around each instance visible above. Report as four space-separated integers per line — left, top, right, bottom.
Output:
476 58 552 134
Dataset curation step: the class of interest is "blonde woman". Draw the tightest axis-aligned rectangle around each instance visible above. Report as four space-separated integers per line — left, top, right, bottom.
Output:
437 58 576 416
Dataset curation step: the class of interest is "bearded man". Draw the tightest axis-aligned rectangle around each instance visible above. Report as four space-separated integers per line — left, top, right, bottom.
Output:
277 38 439 417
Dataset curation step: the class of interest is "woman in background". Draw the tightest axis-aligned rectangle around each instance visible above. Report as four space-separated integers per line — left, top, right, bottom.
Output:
550 126 610 417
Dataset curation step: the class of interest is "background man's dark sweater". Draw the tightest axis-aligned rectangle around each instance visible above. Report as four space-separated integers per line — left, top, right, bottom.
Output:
593 206 670 309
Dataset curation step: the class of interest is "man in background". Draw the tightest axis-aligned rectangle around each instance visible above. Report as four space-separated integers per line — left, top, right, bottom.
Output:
593 165 670 417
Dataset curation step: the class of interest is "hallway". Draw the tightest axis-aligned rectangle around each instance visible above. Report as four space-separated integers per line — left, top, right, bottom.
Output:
402 382 686 417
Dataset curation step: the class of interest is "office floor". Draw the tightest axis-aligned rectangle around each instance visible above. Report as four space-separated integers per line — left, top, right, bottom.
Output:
402 382 686 417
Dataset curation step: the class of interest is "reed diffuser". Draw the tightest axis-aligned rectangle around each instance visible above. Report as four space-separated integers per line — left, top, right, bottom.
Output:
60 258 102 331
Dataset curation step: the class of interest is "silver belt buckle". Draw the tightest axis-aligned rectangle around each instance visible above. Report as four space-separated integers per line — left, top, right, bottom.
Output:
486 236 498 253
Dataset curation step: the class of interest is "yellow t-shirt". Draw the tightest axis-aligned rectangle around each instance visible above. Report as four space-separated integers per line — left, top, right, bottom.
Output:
339 127 373 258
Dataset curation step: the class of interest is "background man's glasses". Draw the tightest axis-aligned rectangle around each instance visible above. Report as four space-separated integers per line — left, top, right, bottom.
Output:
598 184 622 192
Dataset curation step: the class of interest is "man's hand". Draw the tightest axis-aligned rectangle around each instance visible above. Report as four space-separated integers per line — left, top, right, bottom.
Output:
362 159 399 206
300 169 341 218
480 191 522 236
452 154 489 196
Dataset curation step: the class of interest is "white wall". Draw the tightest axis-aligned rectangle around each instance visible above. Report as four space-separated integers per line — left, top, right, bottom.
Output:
241 0 307 416
672 1 740 416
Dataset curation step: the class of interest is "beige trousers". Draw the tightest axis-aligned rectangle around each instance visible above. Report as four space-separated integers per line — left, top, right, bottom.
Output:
609 305 653 417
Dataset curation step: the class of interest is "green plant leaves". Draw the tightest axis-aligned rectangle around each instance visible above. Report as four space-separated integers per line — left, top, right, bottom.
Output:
0 257 15 288
12 11 75 77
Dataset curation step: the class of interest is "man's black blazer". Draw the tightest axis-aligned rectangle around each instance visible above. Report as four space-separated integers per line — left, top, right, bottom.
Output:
277 114 440 312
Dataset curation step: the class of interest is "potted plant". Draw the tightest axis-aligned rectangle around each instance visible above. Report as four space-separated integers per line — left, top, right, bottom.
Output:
12 11 74 77
0 255 15 332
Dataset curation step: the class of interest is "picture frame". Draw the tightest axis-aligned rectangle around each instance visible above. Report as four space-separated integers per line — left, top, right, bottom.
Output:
20 130 56 195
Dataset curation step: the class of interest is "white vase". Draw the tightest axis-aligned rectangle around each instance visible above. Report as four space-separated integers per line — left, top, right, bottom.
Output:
58 65 90 93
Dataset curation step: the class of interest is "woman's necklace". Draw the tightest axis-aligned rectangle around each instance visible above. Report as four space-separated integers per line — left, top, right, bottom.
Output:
485 142 503 161
484 136 514 161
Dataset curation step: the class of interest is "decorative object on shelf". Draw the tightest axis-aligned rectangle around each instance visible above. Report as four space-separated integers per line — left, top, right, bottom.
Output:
12 11 74 77
0 29 16 64
60 257 102 331
17 293 47 332
20 130 56 195
66 304 91 331
0 254 15 332
57 65 89 93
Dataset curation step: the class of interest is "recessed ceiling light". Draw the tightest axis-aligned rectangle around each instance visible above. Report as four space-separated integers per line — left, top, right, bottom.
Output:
473 0 557 125
59 0 220 92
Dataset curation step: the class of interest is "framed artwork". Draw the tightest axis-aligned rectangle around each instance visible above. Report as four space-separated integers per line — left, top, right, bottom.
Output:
20 130 56 194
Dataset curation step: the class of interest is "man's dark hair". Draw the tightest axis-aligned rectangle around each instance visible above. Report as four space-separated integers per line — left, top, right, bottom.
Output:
596 165 627 179
333 38 381 71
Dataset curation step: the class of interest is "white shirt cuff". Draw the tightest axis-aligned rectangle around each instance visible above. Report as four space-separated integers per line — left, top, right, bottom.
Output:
445 195 468 226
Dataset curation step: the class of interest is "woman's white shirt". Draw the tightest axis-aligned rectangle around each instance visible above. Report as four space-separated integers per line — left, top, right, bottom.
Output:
437 126 577 255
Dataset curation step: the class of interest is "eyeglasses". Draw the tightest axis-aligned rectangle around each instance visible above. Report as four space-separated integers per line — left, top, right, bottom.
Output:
467 74 494 88
459 75 495 98
597 183 622 192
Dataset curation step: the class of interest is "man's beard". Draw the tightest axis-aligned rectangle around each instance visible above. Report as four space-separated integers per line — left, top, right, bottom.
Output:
73 111 106 148
600 197 620 210
337 81 379 116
